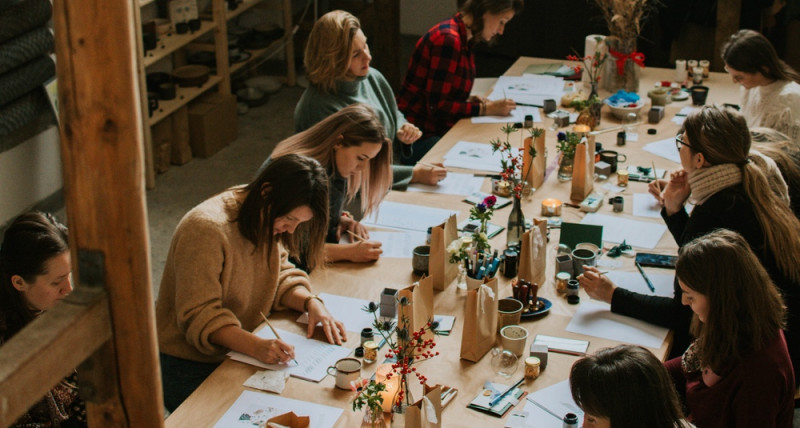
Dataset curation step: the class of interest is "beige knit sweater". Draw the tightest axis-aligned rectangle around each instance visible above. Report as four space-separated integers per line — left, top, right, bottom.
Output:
156 190 311 363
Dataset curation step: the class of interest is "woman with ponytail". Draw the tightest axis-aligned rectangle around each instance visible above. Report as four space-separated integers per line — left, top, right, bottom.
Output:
580 106 800 383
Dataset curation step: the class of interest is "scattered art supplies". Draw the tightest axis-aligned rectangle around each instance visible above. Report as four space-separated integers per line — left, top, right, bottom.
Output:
531 335 589 356
468 379 527 418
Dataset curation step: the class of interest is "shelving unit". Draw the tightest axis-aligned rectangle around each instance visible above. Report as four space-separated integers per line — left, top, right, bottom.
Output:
134 0 295 188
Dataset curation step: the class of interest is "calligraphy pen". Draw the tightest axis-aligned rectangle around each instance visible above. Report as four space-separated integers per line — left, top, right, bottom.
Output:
347 230 366 243
635 262 656 293
488 377 524 407
260 311 299 365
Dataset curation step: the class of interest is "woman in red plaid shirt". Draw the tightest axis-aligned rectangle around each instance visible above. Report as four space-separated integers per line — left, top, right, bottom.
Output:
397 0 522 138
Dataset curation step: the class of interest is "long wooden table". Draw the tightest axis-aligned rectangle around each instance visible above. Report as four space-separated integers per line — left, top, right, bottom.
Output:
165 57 740 427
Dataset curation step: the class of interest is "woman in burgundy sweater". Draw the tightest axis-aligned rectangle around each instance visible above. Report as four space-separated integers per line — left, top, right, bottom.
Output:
667 229 794 427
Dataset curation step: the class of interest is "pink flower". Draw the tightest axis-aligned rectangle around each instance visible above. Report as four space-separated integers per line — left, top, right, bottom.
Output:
484 195 497 208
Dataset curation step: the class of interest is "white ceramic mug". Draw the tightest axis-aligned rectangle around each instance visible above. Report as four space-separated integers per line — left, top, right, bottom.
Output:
500 325 529 357
327 357 362 389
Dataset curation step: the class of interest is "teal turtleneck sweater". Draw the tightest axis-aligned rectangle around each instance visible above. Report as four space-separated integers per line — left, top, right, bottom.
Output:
294 68 414 190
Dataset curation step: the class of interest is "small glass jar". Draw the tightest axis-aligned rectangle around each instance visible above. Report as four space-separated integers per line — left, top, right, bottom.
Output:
363 341 378 364
524 356 541 380
566 279 580 297
563 413 579 428
555 272 570 293
361 327 374 346
617 169 629 187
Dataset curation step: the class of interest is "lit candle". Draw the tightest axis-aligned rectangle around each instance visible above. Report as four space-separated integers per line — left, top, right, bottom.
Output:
573 124 591 134
541 198 562 216
376 364 400 413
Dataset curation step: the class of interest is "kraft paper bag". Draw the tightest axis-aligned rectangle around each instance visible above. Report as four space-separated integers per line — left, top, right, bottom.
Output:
521 130 546 189
518 219 547 287
406 385 442 428
460 277 498 362
570 138 594 202
397 275 435 342
266 412 310 428
429 214 458 290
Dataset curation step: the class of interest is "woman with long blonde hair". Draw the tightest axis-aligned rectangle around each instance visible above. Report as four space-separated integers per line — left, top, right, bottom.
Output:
269 103 393 264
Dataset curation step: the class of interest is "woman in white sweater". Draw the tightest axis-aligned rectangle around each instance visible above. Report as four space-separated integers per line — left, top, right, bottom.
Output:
722 29 800 146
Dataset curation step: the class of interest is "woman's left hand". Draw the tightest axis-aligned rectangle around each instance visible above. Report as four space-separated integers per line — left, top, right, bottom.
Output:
340 215 369 241
306 299 347 345
397 123 422 145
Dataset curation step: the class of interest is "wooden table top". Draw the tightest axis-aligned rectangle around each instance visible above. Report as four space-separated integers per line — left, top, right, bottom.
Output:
165 57 741 428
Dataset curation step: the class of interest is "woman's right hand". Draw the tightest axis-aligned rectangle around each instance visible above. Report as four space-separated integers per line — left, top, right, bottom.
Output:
411 163 447 185
647 179 669 206
661 170 691 215
578 266 616 304
485 99 516 117
347 240 383 262
253 338 295 365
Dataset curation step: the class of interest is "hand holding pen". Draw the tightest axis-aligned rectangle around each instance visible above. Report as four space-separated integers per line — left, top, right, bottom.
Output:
578 266 616 304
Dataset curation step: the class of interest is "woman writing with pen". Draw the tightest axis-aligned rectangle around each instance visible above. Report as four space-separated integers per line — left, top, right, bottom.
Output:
296 10 446 186
267 104 393 264
580 106 800 382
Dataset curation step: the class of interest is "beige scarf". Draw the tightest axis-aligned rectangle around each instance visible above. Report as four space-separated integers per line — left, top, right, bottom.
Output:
688 163 742 205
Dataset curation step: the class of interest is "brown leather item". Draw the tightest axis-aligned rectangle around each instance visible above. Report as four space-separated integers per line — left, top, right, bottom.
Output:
172 65 210 87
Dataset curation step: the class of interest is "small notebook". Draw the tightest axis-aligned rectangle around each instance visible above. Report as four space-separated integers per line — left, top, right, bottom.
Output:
458 219 505 239
532 334 589 356
468 381 527 418
463 192 512 209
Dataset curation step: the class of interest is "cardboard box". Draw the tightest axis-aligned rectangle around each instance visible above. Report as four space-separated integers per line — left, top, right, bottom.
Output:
188 93 237 158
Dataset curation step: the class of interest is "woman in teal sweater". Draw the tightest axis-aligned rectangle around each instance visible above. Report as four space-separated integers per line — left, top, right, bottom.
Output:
295 10 446 190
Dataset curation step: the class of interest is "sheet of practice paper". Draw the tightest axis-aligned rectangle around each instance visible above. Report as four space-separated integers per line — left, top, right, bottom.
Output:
565 300 670 349
633 193 663 218
296 293 376 333
606 271 675 298
214 390 342 428
370 230 427 258
228 327 350 382
433 314 456 334
488 75 565 106
580 213 667 249
643 137 681 164
361 201 457 232
407 172 484 196
442 141 520 172
471 105 542 124
525 380 583 423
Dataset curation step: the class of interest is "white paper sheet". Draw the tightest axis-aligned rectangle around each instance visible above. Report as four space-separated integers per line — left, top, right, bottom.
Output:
243 370 289 394
433 314 456 334
632 193 663 218
361 201 457 232
442 141 519 172
407 172 484 196
525 380 582 424
296 293 376 333
643 138 681 164
565 300 670 349
606 271 675 298
373 230 428 258
518 401 563 428
228 327 351 382
580 213 667 249
488 75 565 106
471 106 542 124
214 390 342 428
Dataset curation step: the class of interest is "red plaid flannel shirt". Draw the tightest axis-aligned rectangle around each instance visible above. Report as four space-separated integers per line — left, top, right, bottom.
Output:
397 13 480 137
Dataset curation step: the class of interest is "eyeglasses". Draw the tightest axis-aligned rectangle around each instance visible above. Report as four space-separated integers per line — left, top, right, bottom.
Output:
675 133 690 151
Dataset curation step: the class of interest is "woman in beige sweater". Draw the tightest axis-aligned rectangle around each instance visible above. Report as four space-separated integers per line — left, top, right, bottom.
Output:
156 154 346 411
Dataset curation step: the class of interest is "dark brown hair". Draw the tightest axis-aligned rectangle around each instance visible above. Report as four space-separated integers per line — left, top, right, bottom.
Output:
570 345 688 428
722 29 800 83
676 229 785 372
236 154 329 270
682 106 800 283
460 0 523 44
0 212 69 341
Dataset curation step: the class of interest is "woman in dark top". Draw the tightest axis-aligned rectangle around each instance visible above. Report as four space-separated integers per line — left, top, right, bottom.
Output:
580 106 800 380
667 230 793 427
0 212 86 427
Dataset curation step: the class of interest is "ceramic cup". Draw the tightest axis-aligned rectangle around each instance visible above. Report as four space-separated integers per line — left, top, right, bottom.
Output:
497 298 524 332
647 88 670 106
572 247 597 274
500 325 529 357
411 245 430 275
598 150 627 174
327 357 362 389
690 86 709 106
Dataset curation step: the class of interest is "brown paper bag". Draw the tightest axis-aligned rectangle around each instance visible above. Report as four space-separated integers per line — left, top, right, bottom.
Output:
570 137 594 201
429 214 458 290
521 130 546 189
405 385 442 428
397 275 435 342
517 219 547 287
459 277 499 362
266 411 310 428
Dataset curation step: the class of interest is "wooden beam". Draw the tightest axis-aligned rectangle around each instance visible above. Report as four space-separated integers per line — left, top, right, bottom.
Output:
52 0 164 426
0 288 110 426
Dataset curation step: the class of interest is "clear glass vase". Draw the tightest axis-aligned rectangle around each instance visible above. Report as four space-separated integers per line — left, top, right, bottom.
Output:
557 155 574 182
362 407 386 428
456 263 468 290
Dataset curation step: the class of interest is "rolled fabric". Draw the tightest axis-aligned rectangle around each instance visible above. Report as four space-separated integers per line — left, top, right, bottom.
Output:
0 55 55 107
0 27 53 75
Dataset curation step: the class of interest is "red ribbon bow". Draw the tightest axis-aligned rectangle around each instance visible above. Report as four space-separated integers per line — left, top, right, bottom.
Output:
609 48 646 75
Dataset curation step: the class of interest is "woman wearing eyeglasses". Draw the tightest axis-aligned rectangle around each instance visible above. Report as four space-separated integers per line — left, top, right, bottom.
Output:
580 106 800 383
722 29 800 146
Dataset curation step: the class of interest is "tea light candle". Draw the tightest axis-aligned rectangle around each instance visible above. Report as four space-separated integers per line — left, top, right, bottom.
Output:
525 356 541 380
376 364 399 412
573 124 591 134
699 59 710 78
541 198 562 216
617 169 629 186
555 271 571 293
687 59 698 76
363 340 378 363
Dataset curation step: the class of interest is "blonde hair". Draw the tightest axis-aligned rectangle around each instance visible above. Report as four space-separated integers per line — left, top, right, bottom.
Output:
304 10 361 93
683 106 800 283
270 104 393 216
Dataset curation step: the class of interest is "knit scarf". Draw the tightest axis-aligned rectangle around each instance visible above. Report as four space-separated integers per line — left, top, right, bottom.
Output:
688 163 742 205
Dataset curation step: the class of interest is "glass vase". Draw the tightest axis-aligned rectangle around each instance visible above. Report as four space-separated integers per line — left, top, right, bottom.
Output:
390 404 407 428
506 196 525 248
456 263 468 290
362 407 386 428
557 155 574 182
601 36 641 93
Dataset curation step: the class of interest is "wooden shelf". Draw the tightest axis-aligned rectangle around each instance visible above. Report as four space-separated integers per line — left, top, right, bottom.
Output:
147 75 223 126
143 20 217 67
229 36 285 74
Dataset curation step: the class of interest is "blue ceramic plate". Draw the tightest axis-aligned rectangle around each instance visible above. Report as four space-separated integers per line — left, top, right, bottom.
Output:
505 296 552 318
